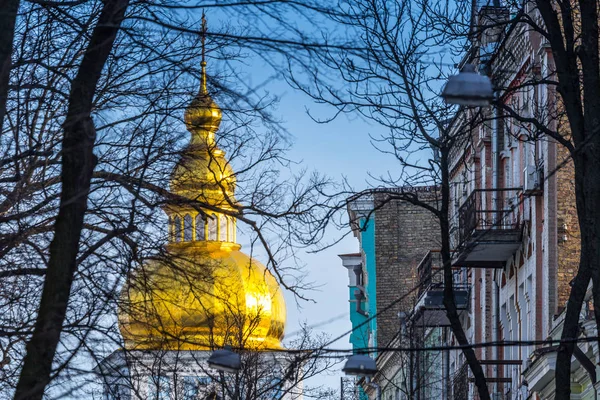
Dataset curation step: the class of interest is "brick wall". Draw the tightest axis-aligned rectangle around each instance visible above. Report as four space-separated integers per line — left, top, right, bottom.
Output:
373 190 441 348
555 144 580 312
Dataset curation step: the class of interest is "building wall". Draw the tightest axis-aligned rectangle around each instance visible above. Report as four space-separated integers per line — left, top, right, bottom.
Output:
361 216 378 351
341 252 370 353
344 189 441 400
555 145 580 313
373 191 441 349
444 5 584 400
343 7 585 399
97 350 302 400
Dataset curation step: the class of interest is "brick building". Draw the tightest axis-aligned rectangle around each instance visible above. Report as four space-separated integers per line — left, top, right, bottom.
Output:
340 188 443 399
340 3 594 400
440 3 590 400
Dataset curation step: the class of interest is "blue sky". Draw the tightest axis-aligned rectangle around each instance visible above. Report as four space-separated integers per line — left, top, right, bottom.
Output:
246 74 401 391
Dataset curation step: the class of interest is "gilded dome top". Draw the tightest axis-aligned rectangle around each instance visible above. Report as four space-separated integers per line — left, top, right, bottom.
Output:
184 61 223 134
118 20 286 351
169 145 236 209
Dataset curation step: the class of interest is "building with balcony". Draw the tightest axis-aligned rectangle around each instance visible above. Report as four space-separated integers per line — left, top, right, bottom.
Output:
340 3 591 400
412 250 470 328
442 2 587 400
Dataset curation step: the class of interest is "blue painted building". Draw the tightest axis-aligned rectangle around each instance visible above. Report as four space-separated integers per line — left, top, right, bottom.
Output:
339 188 443 400
339 194 377 356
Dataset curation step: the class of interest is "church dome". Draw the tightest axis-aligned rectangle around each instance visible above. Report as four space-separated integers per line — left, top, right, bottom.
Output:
118 30 286 351
118 242 286 350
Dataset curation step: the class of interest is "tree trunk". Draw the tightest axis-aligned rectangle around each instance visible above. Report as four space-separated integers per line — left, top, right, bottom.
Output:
13 0 129 398
0 0 19 130
440 149 490 400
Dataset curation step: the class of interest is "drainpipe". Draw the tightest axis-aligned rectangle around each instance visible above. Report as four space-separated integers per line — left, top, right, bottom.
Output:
442 327 450 400
354 289 368 316
515 270 522 396
492 97 501 396
492 279 500 395
492 96 501 221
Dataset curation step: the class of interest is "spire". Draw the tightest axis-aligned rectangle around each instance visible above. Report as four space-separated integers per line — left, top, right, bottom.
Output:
184 12 222 143
175 12 235 215
200 12 208 95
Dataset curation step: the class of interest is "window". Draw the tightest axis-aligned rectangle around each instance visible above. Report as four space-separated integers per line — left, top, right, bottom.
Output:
184 214 193 242
229 218 235 242
167 216 172 242
173 216 182 243
256 377 283 399
195 214 205 241
208 214 217 241
220 216 228 241
105 383 131 400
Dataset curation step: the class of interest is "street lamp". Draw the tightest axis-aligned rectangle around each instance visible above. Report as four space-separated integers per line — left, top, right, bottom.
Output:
208 346 241 373
441 64 494 106
342 354 377 377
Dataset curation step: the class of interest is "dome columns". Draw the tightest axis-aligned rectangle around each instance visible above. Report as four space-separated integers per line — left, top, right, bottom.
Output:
168 209 236 244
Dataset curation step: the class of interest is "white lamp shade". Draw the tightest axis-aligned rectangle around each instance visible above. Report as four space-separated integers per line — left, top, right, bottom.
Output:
441 64 494 106
342 354 377 377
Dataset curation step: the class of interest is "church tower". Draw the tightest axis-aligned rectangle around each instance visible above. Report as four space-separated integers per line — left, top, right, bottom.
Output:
117 14 286 352
98 15 294 400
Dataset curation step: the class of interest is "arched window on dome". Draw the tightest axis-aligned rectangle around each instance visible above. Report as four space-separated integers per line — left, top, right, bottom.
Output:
230 218 236 242
173 216 182 242
184 214 193 242
208 214 217 241
225 216 231 242
195 214 205 241
220 215 228 242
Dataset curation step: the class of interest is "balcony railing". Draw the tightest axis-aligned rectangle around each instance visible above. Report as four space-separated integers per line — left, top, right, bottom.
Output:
452 362 469 400
413 251 470 326
457 188 522 246
451 188 523 267
417 251 469 296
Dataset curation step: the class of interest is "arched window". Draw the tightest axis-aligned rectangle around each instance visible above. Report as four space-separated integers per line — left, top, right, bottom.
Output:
208 214 217 241
229 218 235 242
220 216 228 242
173 216 182 243
195 214 205 241
184 214 193 242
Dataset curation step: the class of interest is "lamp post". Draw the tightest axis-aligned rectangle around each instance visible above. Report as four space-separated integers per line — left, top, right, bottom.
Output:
208 346 241 374
441 64 494 106
342 353 377 377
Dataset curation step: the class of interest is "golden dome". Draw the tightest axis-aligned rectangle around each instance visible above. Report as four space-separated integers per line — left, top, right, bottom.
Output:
119 242 286 350
118 19 286 351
